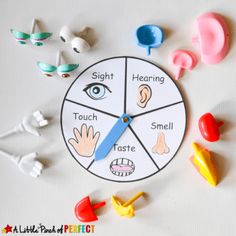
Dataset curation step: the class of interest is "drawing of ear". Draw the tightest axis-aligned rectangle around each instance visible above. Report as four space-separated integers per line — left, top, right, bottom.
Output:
137 84 152 108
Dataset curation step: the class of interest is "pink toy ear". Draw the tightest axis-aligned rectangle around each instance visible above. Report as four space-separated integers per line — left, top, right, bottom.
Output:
170 49 197 80
193 12 229 64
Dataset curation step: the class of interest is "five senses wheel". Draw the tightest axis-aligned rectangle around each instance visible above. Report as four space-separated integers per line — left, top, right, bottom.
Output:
61 56 186 182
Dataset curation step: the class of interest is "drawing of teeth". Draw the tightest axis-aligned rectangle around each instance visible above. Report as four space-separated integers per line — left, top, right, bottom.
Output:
110 158 135 177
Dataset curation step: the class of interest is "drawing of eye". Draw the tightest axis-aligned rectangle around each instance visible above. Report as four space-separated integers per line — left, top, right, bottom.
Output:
83 83 112 100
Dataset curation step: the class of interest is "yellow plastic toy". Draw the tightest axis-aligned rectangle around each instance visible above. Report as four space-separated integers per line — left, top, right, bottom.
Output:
190 142 218 186
111 192 144 218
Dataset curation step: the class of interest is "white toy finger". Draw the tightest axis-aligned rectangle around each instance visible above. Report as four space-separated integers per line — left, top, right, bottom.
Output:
33 166 42 175
35 161 44 170
30 170 40 178
33 111 49 127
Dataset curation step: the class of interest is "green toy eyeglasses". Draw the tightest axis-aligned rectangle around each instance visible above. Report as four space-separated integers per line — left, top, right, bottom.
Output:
11 29 52 46
37 62 79 78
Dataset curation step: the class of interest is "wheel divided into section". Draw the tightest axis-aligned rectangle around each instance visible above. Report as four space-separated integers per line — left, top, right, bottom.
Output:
61 56 186 182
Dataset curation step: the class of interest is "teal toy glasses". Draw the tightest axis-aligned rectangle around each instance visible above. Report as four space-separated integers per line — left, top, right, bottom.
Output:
10 30 30 45
11 19 52 46
37 51 79 78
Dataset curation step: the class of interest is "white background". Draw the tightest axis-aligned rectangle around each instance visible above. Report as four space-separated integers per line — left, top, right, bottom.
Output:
0 0 236 235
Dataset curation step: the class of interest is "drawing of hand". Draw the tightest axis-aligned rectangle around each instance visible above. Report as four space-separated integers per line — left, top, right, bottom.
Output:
68 124 100 157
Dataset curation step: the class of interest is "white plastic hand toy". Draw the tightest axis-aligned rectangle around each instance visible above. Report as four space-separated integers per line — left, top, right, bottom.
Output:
0 150 43 178
0 110 48 138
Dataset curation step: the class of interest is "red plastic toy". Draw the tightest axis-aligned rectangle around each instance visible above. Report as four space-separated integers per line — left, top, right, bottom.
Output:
198 113 224 142
74 196 106 222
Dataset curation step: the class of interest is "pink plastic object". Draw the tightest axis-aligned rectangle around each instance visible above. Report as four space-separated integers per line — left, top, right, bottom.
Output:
170 50 197 80
192 12 230 64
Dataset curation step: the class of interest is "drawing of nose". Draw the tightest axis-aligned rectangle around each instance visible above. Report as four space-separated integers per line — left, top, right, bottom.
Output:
137 84 152 108
152 132 170 155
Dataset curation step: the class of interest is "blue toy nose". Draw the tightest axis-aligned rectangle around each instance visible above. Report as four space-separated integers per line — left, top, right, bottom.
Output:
136 25 164 56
